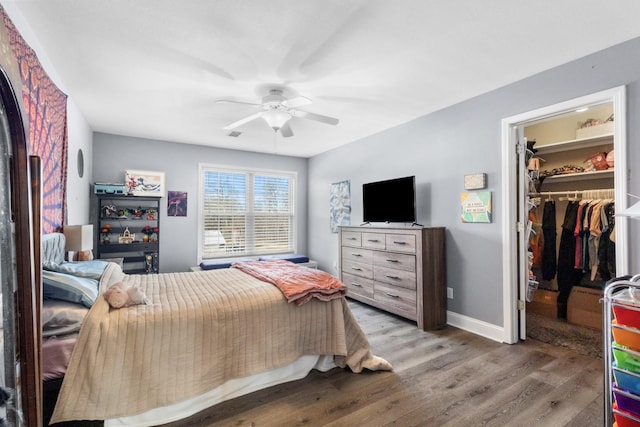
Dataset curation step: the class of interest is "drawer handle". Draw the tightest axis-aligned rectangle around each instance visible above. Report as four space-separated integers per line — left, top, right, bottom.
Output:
393 241 407 245
347 237 357 241
385 275 400 280
351 282 363 287
386 259 399 263
367 239 380 242
351 267 363 271
385 292 400 298
352 253 363 257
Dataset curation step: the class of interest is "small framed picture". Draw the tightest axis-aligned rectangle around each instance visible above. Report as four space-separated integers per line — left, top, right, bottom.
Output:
464 173 487 190
461 191 492 223
125 170 165 197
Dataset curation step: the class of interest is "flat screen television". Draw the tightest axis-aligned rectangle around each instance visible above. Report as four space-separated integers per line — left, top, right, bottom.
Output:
363 176 416 223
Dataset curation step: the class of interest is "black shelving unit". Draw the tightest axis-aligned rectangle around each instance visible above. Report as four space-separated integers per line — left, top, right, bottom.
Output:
95 194 160 274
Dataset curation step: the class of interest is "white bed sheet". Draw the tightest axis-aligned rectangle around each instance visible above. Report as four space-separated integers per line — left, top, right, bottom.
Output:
105 355 336 427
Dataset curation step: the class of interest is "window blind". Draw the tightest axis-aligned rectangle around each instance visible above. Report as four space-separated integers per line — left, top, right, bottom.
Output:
200 166 295 259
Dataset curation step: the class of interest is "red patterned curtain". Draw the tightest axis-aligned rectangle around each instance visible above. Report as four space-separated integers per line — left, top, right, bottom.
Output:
1 6 68 233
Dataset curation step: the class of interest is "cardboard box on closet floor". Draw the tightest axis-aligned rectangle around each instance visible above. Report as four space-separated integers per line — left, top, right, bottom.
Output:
568 286 603 331
526 286 603 331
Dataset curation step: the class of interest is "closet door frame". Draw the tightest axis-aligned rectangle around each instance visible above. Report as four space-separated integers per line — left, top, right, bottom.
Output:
500 85 627 344
0 63 41 426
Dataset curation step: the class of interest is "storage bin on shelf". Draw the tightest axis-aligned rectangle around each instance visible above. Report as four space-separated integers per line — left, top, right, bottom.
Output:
613 289 640 329
614 402 640 427
614 387 640 419
614 346 640 374
615 364 640 395
613 322 640 351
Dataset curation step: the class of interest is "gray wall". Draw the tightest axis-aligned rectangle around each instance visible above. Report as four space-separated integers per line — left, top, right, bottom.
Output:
307 36 640 327
92 133 308 273
92 36 640 330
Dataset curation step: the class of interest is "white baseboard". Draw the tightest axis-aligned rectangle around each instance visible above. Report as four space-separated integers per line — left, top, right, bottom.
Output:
446 310 506 343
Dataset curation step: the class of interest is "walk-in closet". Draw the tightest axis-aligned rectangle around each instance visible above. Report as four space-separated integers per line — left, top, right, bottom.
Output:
524 102 615 353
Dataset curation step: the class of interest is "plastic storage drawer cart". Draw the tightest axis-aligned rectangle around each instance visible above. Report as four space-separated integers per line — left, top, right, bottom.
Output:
605 276 640 426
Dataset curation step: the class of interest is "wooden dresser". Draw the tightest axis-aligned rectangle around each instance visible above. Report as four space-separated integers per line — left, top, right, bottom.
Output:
339 226 446 330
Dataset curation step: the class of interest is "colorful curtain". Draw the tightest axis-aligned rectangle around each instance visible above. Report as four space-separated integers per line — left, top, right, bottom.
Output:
1 6 68 233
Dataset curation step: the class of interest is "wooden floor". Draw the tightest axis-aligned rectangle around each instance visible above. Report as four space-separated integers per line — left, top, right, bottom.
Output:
160 300 604 427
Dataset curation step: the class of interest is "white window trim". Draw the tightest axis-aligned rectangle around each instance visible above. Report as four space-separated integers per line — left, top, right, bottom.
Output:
197 163 297 263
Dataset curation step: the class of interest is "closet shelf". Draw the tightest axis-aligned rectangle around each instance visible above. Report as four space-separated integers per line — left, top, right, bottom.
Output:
542 169 614 183
535 133 613 155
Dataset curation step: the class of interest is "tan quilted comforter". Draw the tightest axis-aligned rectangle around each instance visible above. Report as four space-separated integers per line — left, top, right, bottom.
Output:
50 263 391 423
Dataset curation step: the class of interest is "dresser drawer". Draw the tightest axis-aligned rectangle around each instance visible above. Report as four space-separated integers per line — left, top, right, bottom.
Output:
342 260 374 279
374 282 417 316
373 251 415 272
361 232 386 250
341 231 361 247
342 248 373 264
385 233 416 253
342 272 374 299
374 265 416 290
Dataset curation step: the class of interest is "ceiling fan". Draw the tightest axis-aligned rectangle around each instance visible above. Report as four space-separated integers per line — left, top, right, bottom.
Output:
217 89 339 137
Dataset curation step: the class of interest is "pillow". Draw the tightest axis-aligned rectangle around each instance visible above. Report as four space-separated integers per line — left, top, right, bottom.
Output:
45 260 109 279
42 233 66 268
42 300 89 337
258 254 310 264
200 259 252 270
43 270 99 308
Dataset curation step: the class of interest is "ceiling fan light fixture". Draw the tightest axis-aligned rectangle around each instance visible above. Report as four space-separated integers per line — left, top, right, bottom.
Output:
262 109 291 131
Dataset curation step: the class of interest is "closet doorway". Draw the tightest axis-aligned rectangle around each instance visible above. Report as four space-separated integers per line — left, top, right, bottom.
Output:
501 86 628 344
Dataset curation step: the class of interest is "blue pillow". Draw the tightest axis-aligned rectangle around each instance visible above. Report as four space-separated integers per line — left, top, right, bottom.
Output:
45 260 109 279
42 270 99 308
258 254 310 264
200 259 252 270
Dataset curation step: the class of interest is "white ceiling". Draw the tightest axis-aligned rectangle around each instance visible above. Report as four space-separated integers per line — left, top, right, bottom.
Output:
9 0 640 157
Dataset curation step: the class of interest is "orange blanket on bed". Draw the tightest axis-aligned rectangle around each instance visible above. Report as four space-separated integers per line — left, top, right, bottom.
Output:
232 260 346 305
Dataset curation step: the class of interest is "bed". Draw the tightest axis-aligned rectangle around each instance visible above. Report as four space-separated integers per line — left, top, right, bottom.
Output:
41 233 108 423
41 233 391 426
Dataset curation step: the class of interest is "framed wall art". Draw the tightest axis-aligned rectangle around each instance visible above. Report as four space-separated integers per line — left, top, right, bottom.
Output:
125 169 165 197
464 173 487 190
461 191 492 223
167 191 188 217
330 180 351 233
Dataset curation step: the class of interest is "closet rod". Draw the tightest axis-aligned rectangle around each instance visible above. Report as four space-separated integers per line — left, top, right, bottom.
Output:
531 188 614 197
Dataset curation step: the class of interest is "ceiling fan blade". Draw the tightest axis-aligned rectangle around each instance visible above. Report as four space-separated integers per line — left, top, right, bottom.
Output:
280 122 294 138
223 112 264 130
282 96 312 109
289 109 339 125
216 99 262 107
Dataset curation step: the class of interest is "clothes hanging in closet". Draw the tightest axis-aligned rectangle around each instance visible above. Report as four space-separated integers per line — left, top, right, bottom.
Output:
552 198 615 318
541 200 556 280
556 200 581 319
529 210 543 269
598 202 616 282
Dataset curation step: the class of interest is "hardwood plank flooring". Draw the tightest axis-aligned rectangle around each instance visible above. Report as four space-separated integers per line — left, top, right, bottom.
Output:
161 300 605 427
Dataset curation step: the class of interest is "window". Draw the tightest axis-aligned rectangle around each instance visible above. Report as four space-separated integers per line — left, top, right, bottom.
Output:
199 164 296 260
